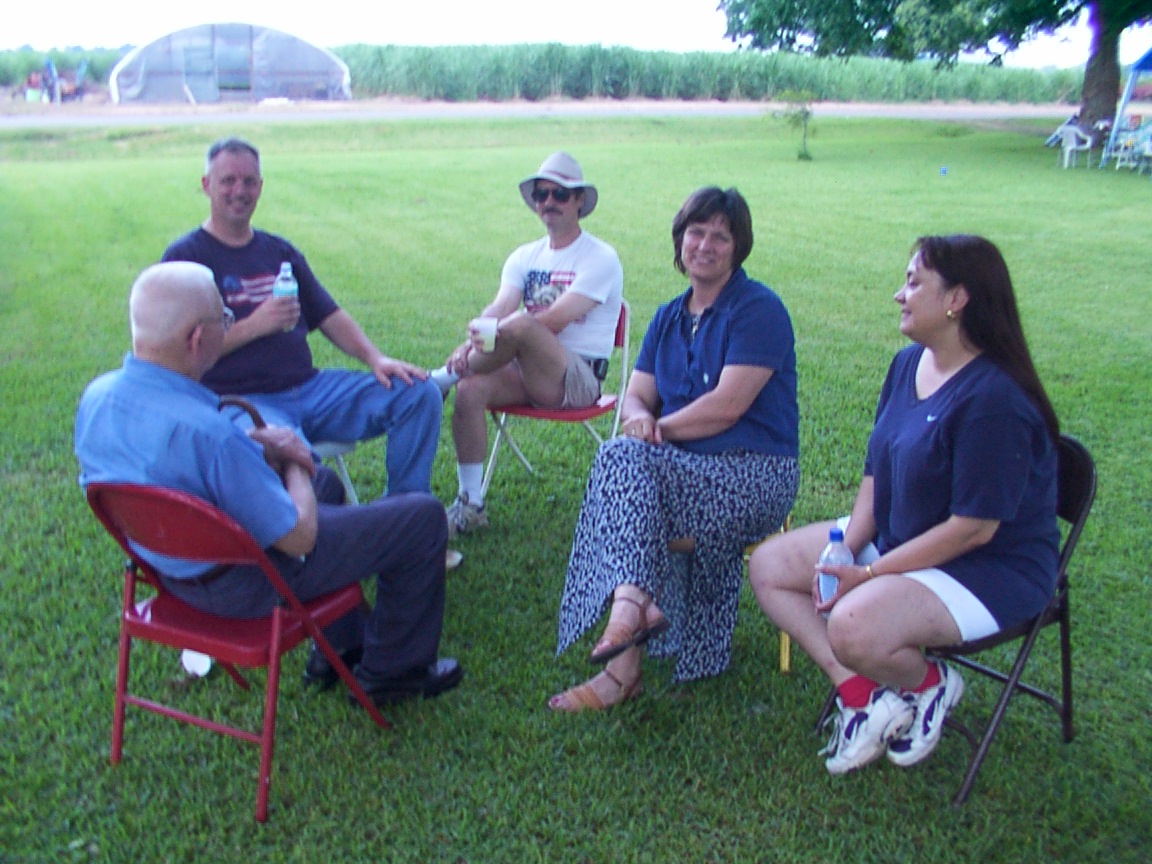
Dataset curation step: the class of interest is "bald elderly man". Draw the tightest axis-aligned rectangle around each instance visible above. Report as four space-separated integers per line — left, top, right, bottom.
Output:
75 261 462 706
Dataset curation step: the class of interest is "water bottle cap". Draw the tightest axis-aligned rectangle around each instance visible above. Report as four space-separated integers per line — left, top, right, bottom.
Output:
829 528 844 542
279 261 293 275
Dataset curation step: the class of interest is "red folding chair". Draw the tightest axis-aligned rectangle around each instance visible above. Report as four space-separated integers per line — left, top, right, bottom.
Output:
86 482 391 823
481 300 630 498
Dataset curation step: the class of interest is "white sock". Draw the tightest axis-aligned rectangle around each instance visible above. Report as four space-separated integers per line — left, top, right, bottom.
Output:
457 463 484 506
428 365 459 391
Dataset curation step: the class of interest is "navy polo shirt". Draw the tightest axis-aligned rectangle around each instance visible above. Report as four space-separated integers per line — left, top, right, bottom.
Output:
634 268 798 457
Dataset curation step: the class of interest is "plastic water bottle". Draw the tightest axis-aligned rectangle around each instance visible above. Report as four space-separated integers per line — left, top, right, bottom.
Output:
817 528 853 615
272 261 298 298
272 262 298 330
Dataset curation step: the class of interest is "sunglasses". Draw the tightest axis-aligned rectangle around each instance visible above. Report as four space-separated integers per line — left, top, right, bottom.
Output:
530 186 577 204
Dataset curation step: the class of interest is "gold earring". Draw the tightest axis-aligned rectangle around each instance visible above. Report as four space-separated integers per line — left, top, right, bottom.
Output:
946 309 955 320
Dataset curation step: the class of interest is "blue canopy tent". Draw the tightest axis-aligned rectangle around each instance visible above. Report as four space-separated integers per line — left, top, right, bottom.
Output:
1100 44 1152 167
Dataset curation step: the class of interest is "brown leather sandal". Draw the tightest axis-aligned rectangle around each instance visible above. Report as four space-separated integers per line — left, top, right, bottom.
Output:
547 668 643 713
589 593 670 665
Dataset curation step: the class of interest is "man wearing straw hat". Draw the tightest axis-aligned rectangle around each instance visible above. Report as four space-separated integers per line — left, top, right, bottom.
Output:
431 152 624 538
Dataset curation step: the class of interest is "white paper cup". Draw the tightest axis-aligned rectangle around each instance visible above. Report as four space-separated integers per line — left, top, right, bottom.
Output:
470 317 498 353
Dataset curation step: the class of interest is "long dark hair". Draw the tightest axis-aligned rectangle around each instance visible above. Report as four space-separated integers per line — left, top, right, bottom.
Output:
672 187 754 275
914 234 1059 441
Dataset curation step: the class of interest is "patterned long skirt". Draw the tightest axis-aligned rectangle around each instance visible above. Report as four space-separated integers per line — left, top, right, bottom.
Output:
556 436 799 682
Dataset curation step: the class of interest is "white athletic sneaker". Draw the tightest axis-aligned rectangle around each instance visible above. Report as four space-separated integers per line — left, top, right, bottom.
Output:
887 663 965 767
821 687 915 776
446 493 488 540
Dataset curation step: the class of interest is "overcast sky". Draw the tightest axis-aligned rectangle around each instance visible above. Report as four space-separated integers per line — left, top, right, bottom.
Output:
3 1 1150 69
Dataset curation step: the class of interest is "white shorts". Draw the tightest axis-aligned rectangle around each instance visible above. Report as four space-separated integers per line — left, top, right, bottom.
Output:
836 516 999 642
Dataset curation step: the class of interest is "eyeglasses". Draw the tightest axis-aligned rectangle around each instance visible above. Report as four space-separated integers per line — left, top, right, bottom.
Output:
209 307 235 332
530 186 576 204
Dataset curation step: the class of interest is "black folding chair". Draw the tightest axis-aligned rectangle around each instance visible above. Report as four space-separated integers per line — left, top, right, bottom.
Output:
813 434 1096 806
931 434 1096 805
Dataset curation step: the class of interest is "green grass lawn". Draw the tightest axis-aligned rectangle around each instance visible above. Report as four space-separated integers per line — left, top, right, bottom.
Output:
1 113 1149 862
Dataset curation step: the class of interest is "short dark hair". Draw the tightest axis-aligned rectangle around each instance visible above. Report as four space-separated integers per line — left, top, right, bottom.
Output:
914 234 1059 441
205 137 260 172
672 187 754 275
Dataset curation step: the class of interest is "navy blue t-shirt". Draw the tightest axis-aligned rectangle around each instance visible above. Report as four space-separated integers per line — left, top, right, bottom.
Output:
634 268 798 458
162 228 340 395
865 345 1059 627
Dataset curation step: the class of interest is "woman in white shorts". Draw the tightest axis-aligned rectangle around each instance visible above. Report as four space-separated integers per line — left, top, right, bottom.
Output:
749 234 1061 776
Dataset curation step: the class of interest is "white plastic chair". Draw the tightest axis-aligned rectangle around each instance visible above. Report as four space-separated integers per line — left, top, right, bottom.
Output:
1138 138 1152 177
1058 126 1092 169
1112 132 1141 170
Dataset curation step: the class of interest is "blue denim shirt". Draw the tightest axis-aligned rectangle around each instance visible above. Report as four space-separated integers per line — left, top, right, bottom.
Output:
75 354 297 577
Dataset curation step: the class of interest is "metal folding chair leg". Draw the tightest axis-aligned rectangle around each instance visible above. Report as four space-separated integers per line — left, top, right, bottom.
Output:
480 416 532 501
312 441 359 505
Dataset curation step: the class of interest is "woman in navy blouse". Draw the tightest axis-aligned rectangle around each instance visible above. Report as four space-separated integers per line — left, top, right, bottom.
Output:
750 234 1060 774
549 187 799 712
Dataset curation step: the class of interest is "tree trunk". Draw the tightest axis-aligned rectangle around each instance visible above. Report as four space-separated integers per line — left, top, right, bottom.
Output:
1080 2 1122 135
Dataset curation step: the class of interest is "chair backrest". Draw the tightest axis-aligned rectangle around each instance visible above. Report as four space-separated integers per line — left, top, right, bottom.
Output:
1054 435 1097 586
608 301 631 436
86 483 268 571
611 301 630 379
1059 126 1090 149
613 300 629 350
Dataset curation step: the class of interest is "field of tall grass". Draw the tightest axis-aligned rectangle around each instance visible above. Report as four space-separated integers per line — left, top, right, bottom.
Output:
2 43 1084 105
1 112 1148 861
338 43 1084 103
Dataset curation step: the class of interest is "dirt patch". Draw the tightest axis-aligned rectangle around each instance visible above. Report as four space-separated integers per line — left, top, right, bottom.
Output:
1 89 1086 129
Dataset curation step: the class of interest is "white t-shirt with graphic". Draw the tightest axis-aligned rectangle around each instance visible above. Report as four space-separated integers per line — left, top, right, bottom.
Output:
500 230 624 358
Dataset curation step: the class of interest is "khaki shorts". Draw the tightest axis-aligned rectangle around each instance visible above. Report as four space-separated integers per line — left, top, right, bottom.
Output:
522 349 601 409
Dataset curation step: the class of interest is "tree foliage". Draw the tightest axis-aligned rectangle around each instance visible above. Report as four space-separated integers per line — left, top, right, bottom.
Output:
720 0 1085 62
721 0 1152 126
720 0 914 58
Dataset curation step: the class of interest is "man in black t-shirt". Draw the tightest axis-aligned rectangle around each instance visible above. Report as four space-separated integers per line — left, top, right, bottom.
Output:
163 137 443 499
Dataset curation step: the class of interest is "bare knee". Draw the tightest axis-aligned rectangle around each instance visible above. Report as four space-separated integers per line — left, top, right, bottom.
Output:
454 375 492 414
827 613 872 670
748 536 789 597
496 311 543 345
748 520 832 597
826 591 901 672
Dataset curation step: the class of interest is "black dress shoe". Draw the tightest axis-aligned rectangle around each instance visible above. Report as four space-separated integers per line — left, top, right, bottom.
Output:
351 658 464 706
302 642 364 689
